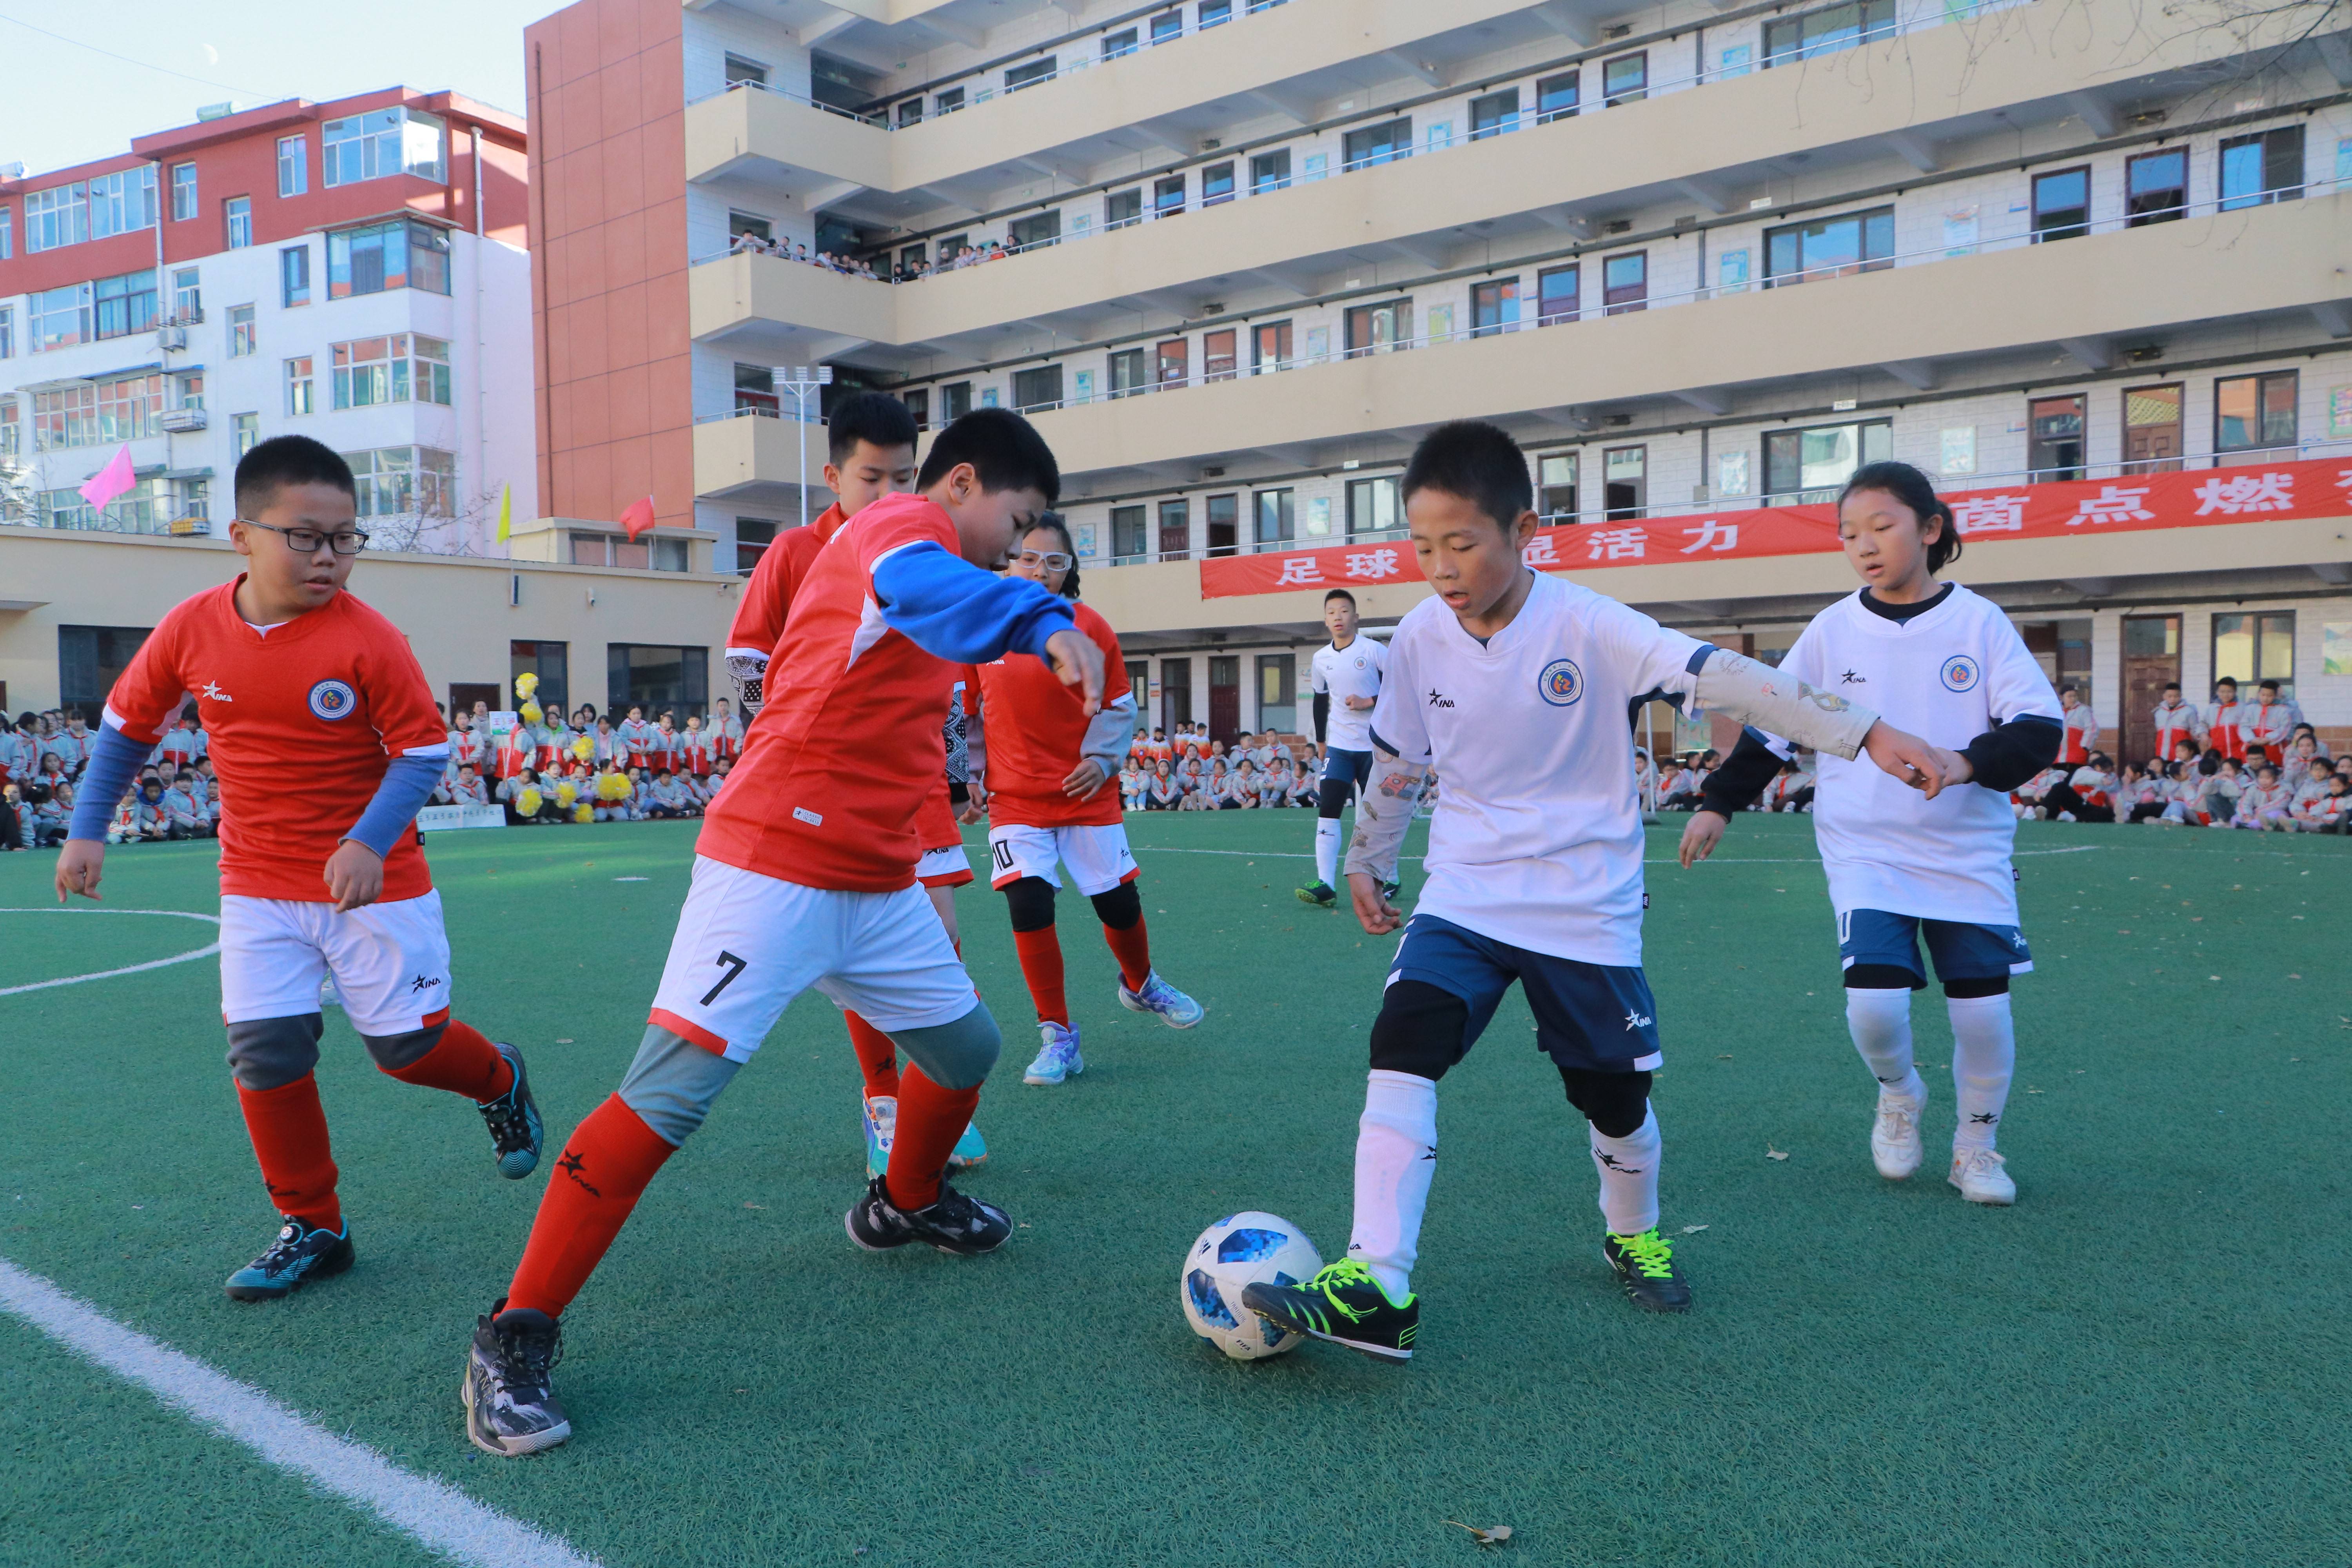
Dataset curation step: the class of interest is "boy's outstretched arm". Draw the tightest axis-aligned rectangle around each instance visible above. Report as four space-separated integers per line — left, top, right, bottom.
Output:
1687 648 1947 795
871 543 1102 711
1341 740 1426 934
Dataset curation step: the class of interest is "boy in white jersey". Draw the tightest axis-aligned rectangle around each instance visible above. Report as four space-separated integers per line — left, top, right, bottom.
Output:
1682 461 2061 1205
1245 425 1947 1354
1296 588 1390 908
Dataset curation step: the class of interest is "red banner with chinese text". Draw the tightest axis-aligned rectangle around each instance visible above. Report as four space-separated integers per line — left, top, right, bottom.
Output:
1195 456 2345 599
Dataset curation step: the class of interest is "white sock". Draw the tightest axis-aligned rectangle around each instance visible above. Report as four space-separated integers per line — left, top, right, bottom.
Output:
1947 993 2016 1151
1589 1107 1662 1236
1345 1069 1436 1302
1845 987 1924 1103
1314 817 1341 888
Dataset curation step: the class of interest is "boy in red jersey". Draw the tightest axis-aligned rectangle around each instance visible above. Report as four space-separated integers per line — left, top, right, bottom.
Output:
464 409 1103 1457
967 515 1204 1089
53 437 542 1302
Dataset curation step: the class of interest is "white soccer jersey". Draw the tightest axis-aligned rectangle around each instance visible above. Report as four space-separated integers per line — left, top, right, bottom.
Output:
1312 635 1389 752
1770 584 2060 927
1368 573 1708 967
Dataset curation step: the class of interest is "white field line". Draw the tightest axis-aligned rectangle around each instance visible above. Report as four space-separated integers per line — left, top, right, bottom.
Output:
0 907 222 997
1130 844 2107 864
0 1255 601 1568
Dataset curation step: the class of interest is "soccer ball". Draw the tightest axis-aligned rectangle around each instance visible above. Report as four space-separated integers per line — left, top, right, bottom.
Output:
1180 1212 1322 1361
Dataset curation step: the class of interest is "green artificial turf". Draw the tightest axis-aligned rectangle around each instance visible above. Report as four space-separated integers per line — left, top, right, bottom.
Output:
1 813 2347 1567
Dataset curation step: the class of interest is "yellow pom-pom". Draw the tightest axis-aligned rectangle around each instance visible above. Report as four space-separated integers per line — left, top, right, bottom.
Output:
572 735 594 760
597 773 632 802
555 782 578 808
514 672 539 699
520 700 543 726
573 803 595 823
517 787 543 816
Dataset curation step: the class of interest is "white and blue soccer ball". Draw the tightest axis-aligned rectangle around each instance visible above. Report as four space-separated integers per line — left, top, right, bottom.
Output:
1180 1211 1322 1361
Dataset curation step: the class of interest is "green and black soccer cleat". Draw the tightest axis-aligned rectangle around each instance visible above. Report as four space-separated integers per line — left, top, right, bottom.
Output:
1295 881 1339 909
1602 1228 1692 1313
1241 1257 1418 1362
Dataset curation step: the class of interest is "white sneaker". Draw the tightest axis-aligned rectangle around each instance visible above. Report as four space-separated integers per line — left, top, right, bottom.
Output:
1870 1088 1926 1180
1948 1147 2016 1205
1022 1021 1083 1085
2055 811 2077 822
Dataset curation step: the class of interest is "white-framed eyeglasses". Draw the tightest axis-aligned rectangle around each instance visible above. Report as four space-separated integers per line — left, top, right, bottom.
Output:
1016 549 1073 571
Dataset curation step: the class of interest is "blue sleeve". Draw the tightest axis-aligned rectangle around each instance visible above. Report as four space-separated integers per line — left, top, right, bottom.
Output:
871 541 1075 665
66 723 146 841
343 753 444 858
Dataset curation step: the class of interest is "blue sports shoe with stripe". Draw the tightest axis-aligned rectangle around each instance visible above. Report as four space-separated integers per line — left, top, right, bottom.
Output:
476 1041 543 1180
224 1215 354 1301
1118 971 1205 1029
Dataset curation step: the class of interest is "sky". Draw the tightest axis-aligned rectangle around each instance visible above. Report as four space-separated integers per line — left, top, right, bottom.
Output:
0 0 563 178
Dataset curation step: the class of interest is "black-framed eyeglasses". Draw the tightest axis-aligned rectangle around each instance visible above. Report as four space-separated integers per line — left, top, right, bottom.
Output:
238 518 370 556
1015 549 1073 572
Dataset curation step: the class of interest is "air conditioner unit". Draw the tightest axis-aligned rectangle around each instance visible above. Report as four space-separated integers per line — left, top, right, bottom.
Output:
160 407 208 433
157 325 188 350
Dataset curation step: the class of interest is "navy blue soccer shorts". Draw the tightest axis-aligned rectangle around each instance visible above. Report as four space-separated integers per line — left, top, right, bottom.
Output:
1322 747 1374 789
1837 907 2033 988
1387 913 1663 1074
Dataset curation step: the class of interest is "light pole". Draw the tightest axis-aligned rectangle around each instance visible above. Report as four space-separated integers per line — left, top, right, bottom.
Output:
772 363 833 530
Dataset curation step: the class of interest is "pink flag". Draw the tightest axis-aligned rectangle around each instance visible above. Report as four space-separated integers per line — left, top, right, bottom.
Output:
619 494 656 542
78 445 136 512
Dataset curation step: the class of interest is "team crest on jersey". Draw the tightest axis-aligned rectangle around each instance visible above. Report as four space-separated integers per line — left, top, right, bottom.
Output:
307 679 358 721
1537 657 1583 707
1939 654 1980 693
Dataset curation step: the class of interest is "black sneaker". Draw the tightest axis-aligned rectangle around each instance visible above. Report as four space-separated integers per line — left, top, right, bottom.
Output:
224 1215 354 1301
1380 879 1403 904
1602 1228 1693 1313
476 1042 544 1180
464 1300 572 1456
1294 881 1338 909
844 1174 1011 1256
1241 1258 1418 1362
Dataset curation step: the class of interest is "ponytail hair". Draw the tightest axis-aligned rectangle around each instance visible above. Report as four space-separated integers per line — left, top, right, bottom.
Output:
1027 512 1082 599
1839 460 1961 573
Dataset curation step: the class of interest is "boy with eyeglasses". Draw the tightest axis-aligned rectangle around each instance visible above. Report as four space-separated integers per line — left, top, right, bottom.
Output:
53 435 544 1303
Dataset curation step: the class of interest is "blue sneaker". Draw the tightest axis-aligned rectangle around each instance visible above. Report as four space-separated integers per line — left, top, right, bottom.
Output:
224 1215 354 1301
863 1094 897 1181
1118 970 1205 1029
949 1120 989 1169
476 1041 544 1180
1023 1021 1083 1085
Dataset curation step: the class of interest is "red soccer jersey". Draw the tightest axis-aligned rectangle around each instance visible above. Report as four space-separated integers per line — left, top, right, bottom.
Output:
973 601 1127 829
725 503 846 665
699 495 969 892
104 579 446 902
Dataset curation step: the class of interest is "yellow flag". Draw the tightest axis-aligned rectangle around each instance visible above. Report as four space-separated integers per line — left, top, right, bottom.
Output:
496 484 512 543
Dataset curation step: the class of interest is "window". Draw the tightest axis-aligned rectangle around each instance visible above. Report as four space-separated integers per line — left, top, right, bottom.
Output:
2220 126 2304 210
1201 162 1235 207
1201 0 1233 25
733 519 776 574
1603 446 1646 519
1252 488 1294 550
509 642 571 715
1536 71 1579 123
1103 28 1139 59
2214 370 2297 456
1763 419 1891 500
732 364 777 417
1107 348 1150 398
728 211 773 246
1602 53 1647 105
1009 210 1062 252
1012 365 1064 412
1343 118 1412 169
1203 329 1237 382
1111 505 1149 561
1151 9 1183 43
171 163 197 221
1345 299 1411 356
285 357 315 416
1765 206 1894 283
935 87 965 116
1159 498 1191 559
1764 0 1894 64
29 284 93 352
942 382 972 421
327 218 450 298
1250 150 1291 193
278 135 308 197
1602 252 1647 314
0 206 9 261
901 388 928 429
2127 148 2187 226
724 54 768 87
608 645 708 718
347 446 457 516
896 98 924 128
2212 611 2295 697
172 267 201 322
228 304 256 358
1470 89 1521 140
1537 264 1579 325
2027 395 2086 481
87 168 158 240
233 413 260 457
0 307 11 360
225 196 252 249
279 245 312 308
1157 337 1189 388
176 477 210 526
31 375 164 450
1470 279 1520 337
1005 58 1057 92
332 334 452 408
177 372 204 412
1154 175 1186 218
2121 383 2182 474
1538 452 1577 521
1257 654 1297 734
323 107 446 186
24 183 89 251
0 397 15 459
94 270 158 339
1106 188 1143 229
2032 167 2089 241
1252 320 1292 372
1346 475 1402 535
1204 492 1238 555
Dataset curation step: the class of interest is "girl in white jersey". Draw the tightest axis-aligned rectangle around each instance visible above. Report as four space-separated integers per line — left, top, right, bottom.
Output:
1680 461 2062 1205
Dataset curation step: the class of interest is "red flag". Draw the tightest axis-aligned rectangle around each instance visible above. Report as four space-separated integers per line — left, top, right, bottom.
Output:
619 495 656 543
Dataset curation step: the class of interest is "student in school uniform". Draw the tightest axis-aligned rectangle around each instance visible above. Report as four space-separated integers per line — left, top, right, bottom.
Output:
615 706 656 771
2242 681 2297 766
2205 679 2245 764
2296 774 2350 833
448 764 490 807
2150 684 2201 763
2057 686 2098 766
1147 761 1181 810
2232 764 2292 830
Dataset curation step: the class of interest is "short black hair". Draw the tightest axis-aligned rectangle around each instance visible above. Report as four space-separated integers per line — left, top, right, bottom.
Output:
236 434 355 519
915 407 1061 504
1323 587 1357 608
1839 461 1961 573
2215 676 2238 688
2059 684 2078 696
2162 681 2180 691
826 392 920 465
1021 512 1082 599
1400 421 1532 532
2259 679 2279 692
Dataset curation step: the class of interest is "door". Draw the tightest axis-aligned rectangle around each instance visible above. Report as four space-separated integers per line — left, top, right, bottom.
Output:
1157 498 1190 561
1208 655 1241 746
1156 337 1189 389
1204 493 1238 556
448 682 500 723
2028 395 2085 481
1252 321 1292 374
2122 384 2183 474
1161 658 1192 732
1604 445 1646 519
2121 615 2181 764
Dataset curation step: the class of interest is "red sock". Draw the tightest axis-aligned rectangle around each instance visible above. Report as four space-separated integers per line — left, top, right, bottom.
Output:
886 1064 980 1212
379 1017 514 1101
1101 910 1153 993
236 1075 341 1231
845 1011 900 1099
505 1095 675 1318
1011 926 1069 1025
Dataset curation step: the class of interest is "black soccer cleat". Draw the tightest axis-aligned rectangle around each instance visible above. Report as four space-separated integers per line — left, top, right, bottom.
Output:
223 1215 354 1301
464 1300 572 1457
1602 1229 1693 1313
1241 1258 1418 1362
476 1041 544 1180
1294 881 1338 909
844 1173 1011 1256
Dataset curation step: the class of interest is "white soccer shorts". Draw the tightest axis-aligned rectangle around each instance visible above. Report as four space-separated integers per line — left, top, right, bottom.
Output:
218 891 454 1037
985 821 1140 895
648 855 978 1063
916 842 974 888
